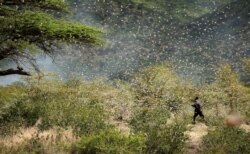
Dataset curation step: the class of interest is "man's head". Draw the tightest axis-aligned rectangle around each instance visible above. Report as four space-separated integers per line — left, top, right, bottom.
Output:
195 97 199 100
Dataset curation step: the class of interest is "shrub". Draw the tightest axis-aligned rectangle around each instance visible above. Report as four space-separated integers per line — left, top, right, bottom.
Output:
130 106 187 154
74 128 146 154
202 126 250 154
145 122 187 154
0 85 40 136
24 78 112 135
132 64 193 113
130 106 171 133
0 77 111 136
130 70 189 153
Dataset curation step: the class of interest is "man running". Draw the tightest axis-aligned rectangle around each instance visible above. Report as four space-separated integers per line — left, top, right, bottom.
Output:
192 97 205 124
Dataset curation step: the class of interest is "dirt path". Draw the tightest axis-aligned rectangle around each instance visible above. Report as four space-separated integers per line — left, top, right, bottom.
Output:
240 124 250 132
185 123 208 154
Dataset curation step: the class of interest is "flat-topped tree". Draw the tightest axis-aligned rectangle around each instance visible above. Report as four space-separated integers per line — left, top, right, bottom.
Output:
0 0 104 76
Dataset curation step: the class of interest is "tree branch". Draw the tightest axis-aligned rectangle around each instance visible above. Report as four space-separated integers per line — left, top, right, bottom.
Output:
0 67 30 76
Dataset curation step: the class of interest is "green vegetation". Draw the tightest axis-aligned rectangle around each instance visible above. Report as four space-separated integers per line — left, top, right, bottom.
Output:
74 129 146 154
0 1 249 153
0 77 122 136
202 127 250 154
0 63 249 153
132 65 194 112
145 122 187 154
0 0 104 76
130 107 187 154
199 64 250 125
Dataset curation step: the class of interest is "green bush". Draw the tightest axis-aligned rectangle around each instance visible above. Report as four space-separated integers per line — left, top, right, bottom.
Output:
132 64 194 113
0 84 40 136
202 127 250 154
145 122 187 154
0 78 112 136
130 73 189 153
25 78 112 135
130 106 187 154
130 106 171 132
74 128 146 154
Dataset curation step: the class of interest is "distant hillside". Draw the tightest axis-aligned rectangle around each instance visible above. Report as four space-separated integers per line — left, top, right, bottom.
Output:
71 0 232 26
181 0 250 64
129 0 232 22
185 0 249 39
57 0 247 82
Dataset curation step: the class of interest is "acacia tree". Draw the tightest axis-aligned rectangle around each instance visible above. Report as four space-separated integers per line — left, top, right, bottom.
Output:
0 0 104 76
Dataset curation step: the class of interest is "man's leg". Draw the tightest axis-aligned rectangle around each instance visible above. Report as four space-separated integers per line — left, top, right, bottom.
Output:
199 111 207 125
199 111 204 119
193 112 198 124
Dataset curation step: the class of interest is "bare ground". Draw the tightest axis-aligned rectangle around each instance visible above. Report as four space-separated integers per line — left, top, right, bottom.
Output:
185 123 208 154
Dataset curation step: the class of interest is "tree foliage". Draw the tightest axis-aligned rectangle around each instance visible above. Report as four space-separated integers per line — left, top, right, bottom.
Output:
0 0 104 76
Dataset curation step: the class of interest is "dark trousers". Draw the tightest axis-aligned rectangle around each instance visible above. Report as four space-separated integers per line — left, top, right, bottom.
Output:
193 110 204 122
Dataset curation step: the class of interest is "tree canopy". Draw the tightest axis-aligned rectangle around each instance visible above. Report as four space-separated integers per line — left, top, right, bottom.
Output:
0 0 104 76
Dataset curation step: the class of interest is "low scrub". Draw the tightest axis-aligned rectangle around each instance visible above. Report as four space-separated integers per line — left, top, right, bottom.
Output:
202 126 250 154
145 122 187 154
73 128 146 154
130 106 187 154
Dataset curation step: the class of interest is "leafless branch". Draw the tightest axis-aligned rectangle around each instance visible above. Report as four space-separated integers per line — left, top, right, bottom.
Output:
0 67 30 76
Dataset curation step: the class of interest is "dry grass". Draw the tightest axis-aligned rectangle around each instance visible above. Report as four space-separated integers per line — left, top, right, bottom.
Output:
0 126 77 147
